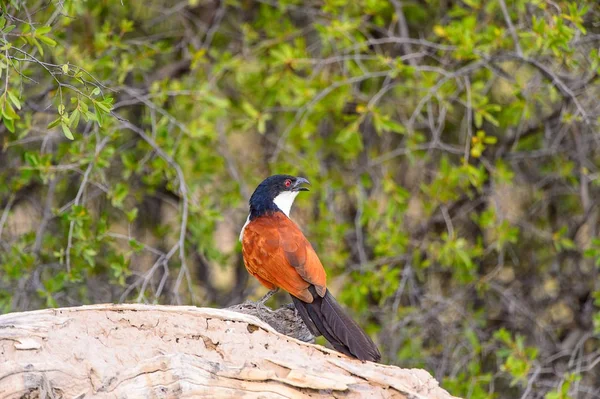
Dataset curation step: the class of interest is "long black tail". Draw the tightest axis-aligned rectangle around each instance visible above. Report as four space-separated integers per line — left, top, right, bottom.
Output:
291 286 381 362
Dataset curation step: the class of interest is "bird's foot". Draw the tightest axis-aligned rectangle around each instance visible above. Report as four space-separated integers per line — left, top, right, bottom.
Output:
257 288 279 305
255 288 279 319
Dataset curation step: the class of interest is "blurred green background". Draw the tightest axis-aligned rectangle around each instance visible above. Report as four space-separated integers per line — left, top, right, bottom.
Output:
1 0 599 397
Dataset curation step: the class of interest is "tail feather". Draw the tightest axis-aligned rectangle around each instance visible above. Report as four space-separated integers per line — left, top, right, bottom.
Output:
291 295 319 335
291 286 381 362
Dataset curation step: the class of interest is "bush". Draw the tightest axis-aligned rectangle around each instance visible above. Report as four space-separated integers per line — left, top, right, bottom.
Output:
0 1 599 397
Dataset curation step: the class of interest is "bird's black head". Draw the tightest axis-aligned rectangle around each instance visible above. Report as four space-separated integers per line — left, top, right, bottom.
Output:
249 175 310 219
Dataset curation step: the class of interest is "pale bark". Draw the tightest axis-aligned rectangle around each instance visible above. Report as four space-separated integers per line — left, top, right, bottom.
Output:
0 304 459 399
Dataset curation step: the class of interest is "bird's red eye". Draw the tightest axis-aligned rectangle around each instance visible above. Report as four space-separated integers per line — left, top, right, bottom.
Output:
285 179 292 187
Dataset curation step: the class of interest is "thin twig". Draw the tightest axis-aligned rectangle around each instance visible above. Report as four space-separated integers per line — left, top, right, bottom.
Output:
463 76 473 163
498 0 523 56
0 194 16 241
201 0 225 50
137 243 179 302
33 178 57 253
389 0 417 67
65 136 110 273
119 120 191 303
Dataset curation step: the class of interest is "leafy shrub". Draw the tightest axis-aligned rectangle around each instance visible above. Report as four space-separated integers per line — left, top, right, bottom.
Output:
0 1 599 397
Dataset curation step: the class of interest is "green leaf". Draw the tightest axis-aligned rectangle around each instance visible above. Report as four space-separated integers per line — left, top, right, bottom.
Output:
83 248 98 267
7 91 21 110
32 37 44 56
257 117 267 134
128 239 144 252
111 183 129 208
36 34 57 47
241 101 259 118
94 100 112 113
3 115 14 132
47 117 61 129
126 208 138 222
35 26 52 35
24 152 40 166
1 100 19 120
61 123 74 140
69 109 80 129
93 103 104 126
474 112 483 128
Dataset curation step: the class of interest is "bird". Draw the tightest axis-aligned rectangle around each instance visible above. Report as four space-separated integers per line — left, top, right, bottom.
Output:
240 174 381 362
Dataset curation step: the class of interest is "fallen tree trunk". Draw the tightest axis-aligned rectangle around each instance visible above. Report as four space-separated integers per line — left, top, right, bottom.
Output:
0 304 458 399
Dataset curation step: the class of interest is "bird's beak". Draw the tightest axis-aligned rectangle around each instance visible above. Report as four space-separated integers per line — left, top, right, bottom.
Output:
293 177 310 191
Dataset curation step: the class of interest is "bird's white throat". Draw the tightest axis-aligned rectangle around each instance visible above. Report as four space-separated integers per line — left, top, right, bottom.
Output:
273 191 299 217
239 191 300 241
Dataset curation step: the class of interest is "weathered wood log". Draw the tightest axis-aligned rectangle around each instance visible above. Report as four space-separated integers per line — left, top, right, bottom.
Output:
0 304 459 399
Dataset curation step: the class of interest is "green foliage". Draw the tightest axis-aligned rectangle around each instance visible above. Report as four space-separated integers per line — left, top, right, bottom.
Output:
0 0 599 397
545 374 581 399
494 328 539 386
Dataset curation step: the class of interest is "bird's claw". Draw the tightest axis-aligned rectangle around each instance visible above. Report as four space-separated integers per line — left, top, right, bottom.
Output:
254 288 279 319
257 288 279 305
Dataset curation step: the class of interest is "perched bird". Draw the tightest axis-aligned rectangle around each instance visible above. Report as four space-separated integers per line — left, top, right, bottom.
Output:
240 174 381 362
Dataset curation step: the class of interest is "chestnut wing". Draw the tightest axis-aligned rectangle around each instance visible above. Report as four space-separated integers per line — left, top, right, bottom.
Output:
241 213 327 301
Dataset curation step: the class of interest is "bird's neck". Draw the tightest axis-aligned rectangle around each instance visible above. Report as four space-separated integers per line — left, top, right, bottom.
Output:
249 202 279 219
249 191 299 220
241 192 299 242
